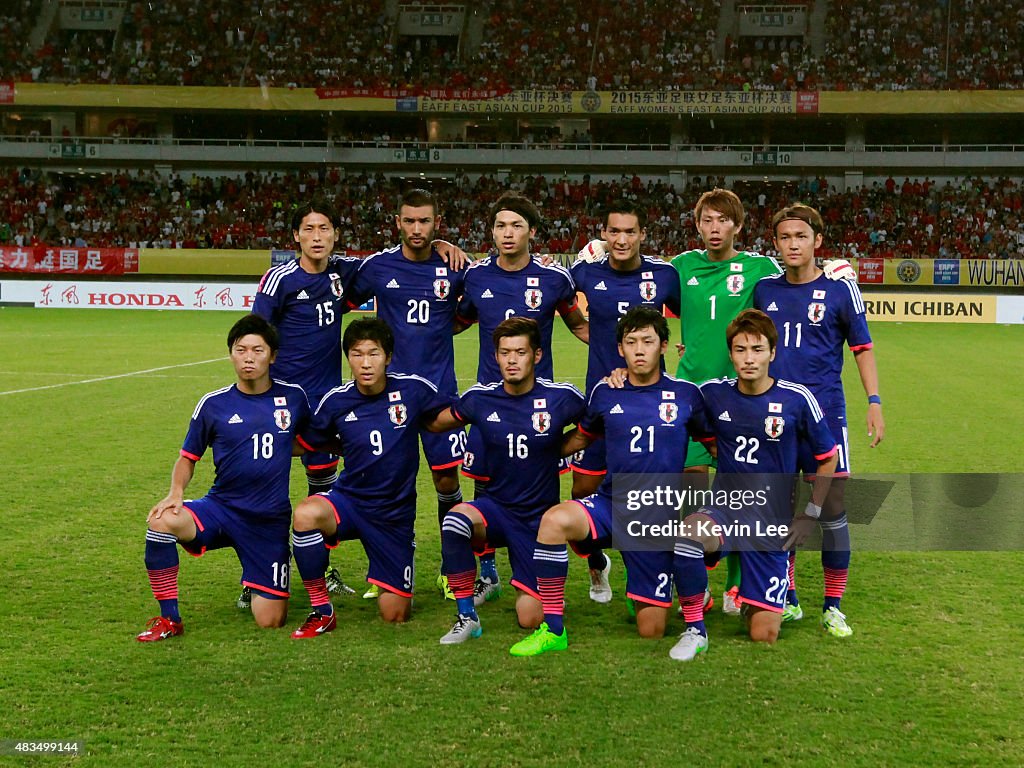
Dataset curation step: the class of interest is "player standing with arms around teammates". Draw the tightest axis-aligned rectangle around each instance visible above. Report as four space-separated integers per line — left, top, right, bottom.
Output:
568 200 681 604
670 309 838 661
453 192 589 603
137 315 310 641
288 318 454 637
426 317 586 645
753 203 885 637
508 307 710 656
252 201 361 602
346 189 469 600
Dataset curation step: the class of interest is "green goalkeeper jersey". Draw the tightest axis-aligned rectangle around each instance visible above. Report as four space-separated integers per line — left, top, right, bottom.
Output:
671 248 783 384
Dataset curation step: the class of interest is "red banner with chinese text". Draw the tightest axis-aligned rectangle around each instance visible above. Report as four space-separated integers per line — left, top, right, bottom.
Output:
0 246 139 274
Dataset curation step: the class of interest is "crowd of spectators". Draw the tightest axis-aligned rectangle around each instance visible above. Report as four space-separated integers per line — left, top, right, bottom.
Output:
3 167 1022 260
3 0 1024 91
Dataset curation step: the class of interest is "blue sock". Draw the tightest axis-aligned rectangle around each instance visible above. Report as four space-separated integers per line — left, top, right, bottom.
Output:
821 513 851 612
292 528 333 616
786 550 799 606
534 543 569 635
673 540 709 636
442 512 479 620
587 550 608 572
479 551 498 583
145 529 181 623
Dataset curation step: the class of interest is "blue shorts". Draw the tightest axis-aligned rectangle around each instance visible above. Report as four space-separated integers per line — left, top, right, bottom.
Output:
321 490 416 597
571 494 674 608
181 497 291 599
466 496 545 600
703 507 787 614
799 409 850 476
570 438 607 477
423 426 466 472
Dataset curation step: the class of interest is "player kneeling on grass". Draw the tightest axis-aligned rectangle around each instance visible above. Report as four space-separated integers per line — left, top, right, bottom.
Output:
288 317 453 637
669 309 838 661
137 314 310 642
423 317 585 646
508 306 712 656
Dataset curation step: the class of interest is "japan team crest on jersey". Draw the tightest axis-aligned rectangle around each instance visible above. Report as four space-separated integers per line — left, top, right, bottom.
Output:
388 403 408 426
525 288 543 309
807 301 826 323
659 402 678 424
727 274 745 295
639 281 657 301
274 409 292 431
531 411 551 434
329 273 344 299
433 278 451 299
764 416 785 439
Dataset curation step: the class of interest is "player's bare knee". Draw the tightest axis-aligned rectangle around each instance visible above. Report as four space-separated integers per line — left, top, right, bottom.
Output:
540 503 579 541
749 624 780 644
251 600 288 628
635 606 667 638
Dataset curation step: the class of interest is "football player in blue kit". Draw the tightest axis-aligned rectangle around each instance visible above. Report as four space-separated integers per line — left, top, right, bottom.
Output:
252 201 361 602
669 309 838 661
452 192 589 604
507 307 710 656
137 314 310 641
347 189 469 599
568 200 681 603
425 317 586 645
753 204 884 637
288 318 453 637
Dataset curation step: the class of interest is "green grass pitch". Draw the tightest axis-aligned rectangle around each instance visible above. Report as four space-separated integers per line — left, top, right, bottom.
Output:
0 307 1021 767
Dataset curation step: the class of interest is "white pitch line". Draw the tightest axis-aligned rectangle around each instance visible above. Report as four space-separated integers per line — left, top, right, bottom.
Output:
0 358 223 396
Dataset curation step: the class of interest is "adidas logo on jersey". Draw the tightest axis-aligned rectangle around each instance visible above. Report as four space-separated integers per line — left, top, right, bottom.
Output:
486 412 501 423
296 289 309 300
766 301 778 312
481 289 494 298
610 404 624 414
594 281 607 291
344 412 358 422
228 413 243 424
687 277 699 286
386 278 400 289
718 411 731 422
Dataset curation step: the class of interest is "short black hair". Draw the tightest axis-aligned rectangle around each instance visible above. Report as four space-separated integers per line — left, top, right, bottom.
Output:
616 306 669 344
489 191 541 230
228 314 279 353
290 199 341 232
602 199 647 230
493 316 541 353
400 188 438 216
343 316 395 357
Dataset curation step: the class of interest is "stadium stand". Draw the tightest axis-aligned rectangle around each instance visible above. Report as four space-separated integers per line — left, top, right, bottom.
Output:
3 0 1023 91
3 167 1022 259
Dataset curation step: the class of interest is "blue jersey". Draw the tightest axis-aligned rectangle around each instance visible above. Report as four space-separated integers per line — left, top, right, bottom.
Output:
299 373 450 522
580 375 709 497
181 381 310 519
700 378 837 520
348 245 466 397
753 273 872 412
457 256 578 384
453 379 585 517
253 255 361 402
571 255 680 393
